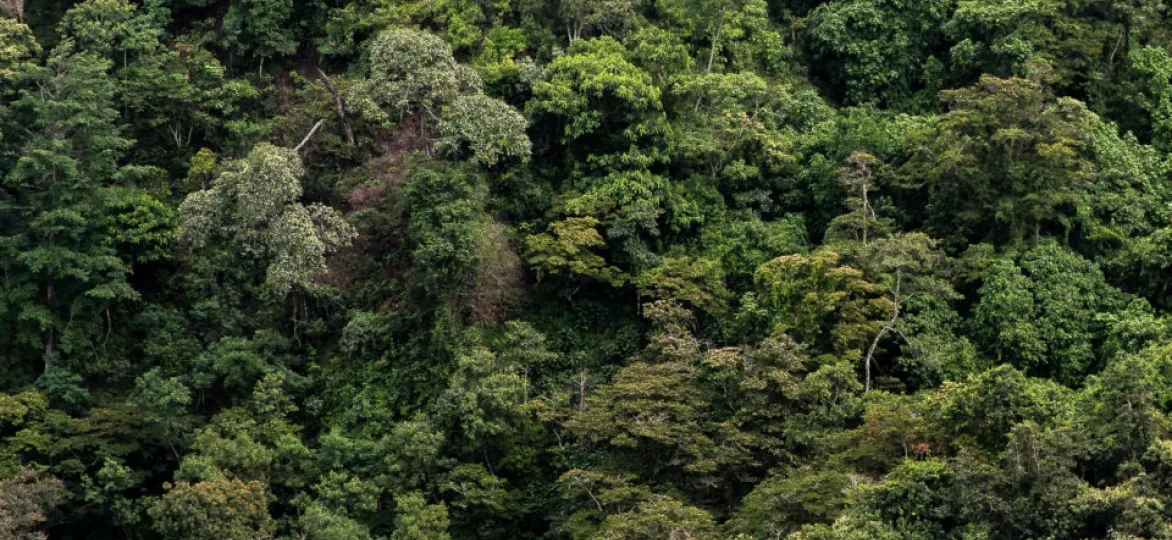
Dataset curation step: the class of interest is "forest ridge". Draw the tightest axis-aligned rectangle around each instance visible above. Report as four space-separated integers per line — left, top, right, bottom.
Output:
3 0 1172 538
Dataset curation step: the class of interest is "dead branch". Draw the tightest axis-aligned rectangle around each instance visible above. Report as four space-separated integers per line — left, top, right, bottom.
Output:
315 67 356 146
295 119 327 153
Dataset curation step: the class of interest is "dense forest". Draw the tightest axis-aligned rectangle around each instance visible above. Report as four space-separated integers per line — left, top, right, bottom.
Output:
7 0 1172 538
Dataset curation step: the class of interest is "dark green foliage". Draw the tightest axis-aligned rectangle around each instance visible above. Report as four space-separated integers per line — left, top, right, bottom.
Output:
8 2 1172 539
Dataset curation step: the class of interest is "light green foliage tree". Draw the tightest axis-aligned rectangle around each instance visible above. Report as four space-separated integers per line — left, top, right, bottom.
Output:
634 256 730 314
1079 345 1172 464
180 143 356 299
300 503 375 540
743 250 883 352
730 468 853 538
595 494 718 539
391 492 451 540
0 17 36 80
670 71 794 186
368 27 466 118
58 0 153 59
438 94 532 167
435 345 529 451
133 368 192 458
149 477 275 540
528 37 664 144
557 469 716 540
525 217 627 288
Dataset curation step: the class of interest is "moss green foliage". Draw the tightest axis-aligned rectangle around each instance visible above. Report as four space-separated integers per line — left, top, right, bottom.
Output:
6 1 1172 538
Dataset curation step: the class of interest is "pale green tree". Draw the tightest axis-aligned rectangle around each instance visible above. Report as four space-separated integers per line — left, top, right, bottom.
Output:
179 143 356 299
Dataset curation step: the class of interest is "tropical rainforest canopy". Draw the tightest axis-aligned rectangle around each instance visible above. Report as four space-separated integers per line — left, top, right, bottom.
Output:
5 0 1172 538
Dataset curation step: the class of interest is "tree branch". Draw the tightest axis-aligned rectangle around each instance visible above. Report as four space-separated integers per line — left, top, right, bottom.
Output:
865 271 904 392
315 67 355 146
295 119 326 153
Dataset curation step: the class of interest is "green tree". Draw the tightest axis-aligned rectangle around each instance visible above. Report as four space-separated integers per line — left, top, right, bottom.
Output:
973 242 1130 384
391 492 451 540
528 37 664 146
367 27 467 120
900 75 1095 246
742 250 883 353
525 217 627 289
1 44 143 373
806 0 951 108
180 143 356 299
221 0 297 76
0 17 36 80
150 478 275 540
403 163 490 299
438 94 532 167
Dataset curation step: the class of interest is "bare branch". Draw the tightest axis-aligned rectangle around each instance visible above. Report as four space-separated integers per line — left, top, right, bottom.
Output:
295 119 327 153
865 270 904 392
315 67 355 146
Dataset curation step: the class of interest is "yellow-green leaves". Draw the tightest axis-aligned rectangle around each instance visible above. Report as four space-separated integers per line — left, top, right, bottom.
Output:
525 217 627 287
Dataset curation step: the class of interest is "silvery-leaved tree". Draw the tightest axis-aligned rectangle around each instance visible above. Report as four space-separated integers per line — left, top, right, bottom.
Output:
180 143 356 301
355 28 531 168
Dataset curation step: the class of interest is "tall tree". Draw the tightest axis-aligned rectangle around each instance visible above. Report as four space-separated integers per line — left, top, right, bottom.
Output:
1 43 143 373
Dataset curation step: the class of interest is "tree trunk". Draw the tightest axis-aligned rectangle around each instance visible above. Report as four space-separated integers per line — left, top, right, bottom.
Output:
315 67 356 145
43 273 54 373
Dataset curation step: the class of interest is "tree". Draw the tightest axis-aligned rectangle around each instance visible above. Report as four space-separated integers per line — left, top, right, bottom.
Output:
403 163 490 299
1121 46 1172 151
525 217 627 289
528 37 664 146
180 143 356 299
391 492 451 540
634 256 730 314
1 44 143 373
943 0 1104 90
0 18 36 80
806 0 951 108
0 469 63 539
368 28 466 120
743 250 883 353
730 469 853 538
300 503 374 540
900 75 1095 246
596 495 718 539
221 0 296 76
845 233 957 391
438 94 531 167
565 302 743 483
434 345 529 454
560 0 636 42
149 478 275 540
825 152 893 246
973 242 1130 385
